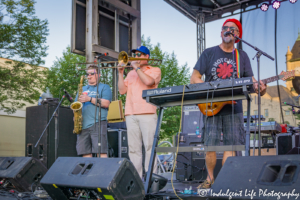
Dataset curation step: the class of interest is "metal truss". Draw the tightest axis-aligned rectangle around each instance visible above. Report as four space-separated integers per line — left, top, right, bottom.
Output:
196 12 205 59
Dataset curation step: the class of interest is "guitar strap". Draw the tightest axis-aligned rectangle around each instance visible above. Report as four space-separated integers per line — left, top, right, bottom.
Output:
234 48 240 78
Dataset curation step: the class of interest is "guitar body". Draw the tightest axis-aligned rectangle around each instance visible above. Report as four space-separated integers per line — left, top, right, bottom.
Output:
198 101 237 116
196 70 295 117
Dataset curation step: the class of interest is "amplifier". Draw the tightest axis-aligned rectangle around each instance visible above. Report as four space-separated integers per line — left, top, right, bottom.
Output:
276 133 294 155
244 121 281 133
175 133 223 181
107 129 129 159
26 105 78 169
181 106 203 134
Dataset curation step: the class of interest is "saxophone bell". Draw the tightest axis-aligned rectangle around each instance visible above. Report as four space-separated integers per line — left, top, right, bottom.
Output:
71 75 84 134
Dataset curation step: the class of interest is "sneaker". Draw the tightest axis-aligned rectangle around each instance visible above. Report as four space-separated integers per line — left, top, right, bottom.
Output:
197 179 214 189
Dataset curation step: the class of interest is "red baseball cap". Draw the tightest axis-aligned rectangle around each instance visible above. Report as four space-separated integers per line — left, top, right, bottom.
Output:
223 19 242 43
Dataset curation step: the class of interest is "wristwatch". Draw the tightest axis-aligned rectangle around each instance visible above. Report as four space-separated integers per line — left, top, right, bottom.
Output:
90 97 92 102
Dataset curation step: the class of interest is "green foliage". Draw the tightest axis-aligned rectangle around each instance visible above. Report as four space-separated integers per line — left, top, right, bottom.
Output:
0 0 49 113
268 118 275 122
47 46 115 106
47 47 86 105
284 121 290 125
141 36 190 142
0 0 48 65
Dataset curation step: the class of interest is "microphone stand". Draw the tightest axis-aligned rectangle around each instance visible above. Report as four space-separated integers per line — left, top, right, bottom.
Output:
35 95 65 160
231 33 274 156
94 53 108 158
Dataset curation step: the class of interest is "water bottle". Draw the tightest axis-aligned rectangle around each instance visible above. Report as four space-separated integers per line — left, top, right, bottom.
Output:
38 97 42 105
195 126 200 135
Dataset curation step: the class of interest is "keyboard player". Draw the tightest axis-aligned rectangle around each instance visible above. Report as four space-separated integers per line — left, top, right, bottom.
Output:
190 19 267 189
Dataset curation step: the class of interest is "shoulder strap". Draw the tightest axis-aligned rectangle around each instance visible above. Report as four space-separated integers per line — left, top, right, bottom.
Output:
235 49 240 78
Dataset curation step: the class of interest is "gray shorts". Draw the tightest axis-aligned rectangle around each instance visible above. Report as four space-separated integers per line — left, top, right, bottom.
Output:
76 121 108 155
202 113 245 146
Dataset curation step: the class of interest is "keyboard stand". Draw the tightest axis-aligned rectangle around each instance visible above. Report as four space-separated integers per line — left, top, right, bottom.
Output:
144 85 252 193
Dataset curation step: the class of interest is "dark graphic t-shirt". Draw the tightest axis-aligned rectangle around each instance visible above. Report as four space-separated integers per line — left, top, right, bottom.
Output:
194 45 253 115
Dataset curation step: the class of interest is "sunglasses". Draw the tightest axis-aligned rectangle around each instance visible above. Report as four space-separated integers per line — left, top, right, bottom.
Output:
222 26 239 32
86 72 96 76
133 52 143 57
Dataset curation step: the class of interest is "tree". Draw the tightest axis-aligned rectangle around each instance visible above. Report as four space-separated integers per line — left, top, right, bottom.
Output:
0 0 49 113
268 118 275 122
47 46 114 105
47 47 86 105
141 36 190 142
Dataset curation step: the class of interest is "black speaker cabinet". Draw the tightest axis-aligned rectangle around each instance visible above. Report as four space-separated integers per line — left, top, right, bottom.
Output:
211 155 300 200
0 157 47 192
26 105 78 169
40 157 144 200
276 133 294 155
175 133 223 181
107 129 129 159
181 106 203 134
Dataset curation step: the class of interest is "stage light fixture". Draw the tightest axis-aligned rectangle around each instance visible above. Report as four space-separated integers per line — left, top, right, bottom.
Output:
260 3 269 11
289 0 297 3
272 1 281 9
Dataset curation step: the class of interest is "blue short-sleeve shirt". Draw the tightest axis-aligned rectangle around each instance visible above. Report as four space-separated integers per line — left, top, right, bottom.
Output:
75 83 112 129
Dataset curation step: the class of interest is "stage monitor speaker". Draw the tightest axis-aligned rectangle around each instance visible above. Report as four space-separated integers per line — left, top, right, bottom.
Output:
40 157 144 200
0 157 47 192
182 106 203 134
26 105 78 169
192 158 223 181
211 155 300 200
107 129 129 159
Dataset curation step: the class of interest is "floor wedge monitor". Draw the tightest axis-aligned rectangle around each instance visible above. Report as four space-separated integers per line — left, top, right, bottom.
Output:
40 157 144 200
210 155 300 200
0 157 47 192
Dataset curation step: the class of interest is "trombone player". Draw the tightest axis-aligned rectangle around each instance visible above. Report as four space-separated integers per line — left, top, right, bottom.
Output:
75 65 112 158
118 46 161 178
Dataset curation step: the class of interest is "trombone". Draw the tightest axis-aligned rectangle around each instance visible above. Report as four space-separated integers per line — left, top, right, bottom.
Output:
76 51 162 70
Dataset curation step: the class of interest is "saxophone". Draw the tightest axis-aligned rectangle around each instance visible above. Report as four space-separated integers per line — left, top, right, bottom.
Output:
70 75 84 134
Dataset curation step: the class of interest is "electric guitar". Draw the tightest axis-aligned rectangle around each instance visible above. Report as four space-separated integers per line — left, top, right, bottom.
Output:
198 70 295 116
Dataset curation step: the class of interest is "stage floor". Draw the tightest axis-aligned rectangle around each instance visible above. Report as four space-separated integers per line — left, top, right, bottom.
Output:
145 172 210 200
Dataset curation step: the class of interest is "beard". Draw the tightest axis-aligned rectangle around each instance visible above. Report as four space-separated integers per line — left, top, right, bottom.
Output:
222 36 233 43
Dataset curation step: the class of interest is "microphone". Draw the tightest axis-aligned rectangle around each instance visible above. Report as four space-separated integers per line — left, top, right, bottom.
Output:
283 102 300 108
283 102 300 114
224 30 233 37
64 89 74 103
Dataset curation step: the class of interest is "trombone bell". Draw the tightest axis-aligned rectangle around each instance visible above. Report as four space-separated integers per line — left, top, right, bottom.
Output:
118 51 129 67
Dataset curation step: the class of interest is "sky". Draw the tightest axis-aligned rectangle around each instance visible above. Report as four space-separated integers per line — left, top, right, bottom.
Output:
34 0 300 87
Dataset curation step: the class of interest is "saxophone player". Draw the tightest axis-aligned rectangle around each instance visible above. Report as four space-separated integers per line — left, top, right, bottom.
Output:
75 65 112 158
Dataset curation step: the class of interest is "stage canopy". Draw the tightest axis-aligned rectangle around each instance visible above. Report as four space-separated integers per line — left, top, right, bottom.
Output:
164 0 289 23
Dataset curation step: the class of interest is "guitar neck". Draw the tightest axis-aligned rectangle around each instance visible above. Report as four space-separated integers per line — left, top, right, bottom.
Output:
261 75 283 85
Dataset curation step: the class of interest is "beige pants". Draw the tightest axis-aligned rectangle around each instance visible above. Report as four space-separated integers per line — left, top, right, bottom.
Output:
126 114 158 178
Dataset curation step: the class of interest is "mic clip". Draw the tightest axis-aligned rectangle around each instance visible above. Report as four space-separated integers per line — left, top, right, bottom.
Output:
95 53 109 59
209 82 220 89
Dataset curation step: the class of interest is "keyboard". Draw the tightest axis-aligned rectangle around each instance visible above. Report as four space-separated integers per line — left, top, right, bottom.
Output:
142 77 253 107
